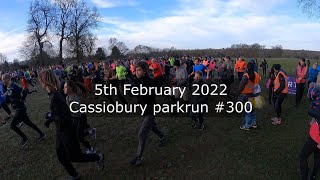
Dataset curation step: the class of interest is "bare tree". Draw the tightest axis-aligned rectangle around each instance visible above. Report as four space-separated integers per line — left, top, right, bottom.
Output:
133 45 153 54
82 33 97 56
271 45 284 57
95 47 107 60
0 53 8 65
53 0 75 64
298 0 320 17
19 36 39 61
68 0 99 63
108 37 130 55
27 0 55 66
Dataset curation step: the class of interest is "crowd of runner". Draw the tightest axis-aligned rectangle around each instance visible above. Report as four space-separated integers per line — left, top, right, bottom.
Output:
1 56 320 180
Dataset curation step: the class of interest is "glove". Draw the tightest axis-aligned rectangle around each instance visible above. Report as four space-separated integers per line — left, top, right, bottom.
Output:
44 120 51 128
45 112 52 120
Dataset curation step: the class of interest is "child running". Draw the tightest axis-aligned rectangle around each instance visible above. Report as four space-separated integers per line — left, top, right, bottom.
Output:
130 61 165 166
64 80 97 154
190 71 208 131
0 74 12 125
38 69 104 180
21 76 37 95
2 73 45 146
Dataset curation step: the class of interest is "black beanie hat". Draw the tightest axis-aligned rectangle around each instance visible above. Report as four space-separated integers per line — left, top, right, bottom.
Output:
274 64 281 70
173 60 181 67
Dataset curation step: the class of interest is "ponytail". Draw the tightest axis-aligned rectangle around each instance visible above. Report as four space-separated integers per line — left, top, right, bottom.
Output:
66 80 88 99
246 62 256 82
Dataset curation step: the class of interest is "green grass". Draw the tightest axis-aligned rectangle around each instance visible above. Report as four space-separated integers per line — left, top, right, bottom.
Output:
0 58 314 179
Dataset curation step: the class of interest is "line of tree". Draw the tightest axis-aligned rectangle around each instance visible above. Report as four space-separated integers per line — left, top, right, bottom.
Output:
92 41 320 61
19 0 99 66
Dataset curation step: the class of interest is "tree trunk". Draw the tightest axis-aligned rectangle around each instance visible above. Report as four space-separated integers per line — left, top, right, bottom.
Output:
59 39 63 65
38 40 44 66
76 38 80 63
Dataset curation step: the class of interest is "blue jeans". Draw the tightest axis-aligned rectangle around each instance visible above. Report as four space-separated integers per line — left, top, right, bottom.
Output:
243 111 256 128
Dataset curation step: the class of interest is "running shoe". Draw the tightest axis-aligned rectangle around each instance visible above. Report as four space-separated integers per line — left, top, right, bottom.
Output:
130 157 143 166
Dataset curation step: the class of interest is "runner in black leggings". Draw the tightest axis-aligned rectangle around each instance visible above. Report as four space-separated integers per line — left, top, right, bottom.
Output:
38 69 104 180
2 73 45 147
64 80 97 154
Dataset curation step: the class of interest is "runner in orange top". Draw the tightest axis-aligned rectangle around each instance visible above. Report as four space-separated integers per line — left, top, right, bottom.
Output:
271 64 288 125
239 62 260 130
295 58 308 107
150 58 164 87
21 76 37 95
235 57 247 81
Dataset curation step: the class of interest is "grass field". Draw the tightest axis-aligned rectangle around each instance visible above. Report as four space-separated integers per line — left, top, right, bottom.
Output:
0 58 316 180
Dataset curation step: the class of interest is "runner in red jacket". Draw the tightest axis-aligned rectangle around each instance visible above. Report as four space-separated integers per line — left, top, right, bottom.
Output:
21 76 37 95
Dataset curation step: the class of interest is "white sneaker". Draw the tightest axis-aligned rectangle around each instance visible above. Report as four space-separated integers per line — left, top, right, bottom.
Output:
90 128 96 140
17 122 23 128
86 148 96 154
68 173 80 180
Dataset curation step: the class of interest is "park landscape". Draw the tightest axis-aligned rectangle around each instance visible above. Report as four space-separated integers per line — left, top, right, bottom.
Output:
1 0 320 179
0 58 316 179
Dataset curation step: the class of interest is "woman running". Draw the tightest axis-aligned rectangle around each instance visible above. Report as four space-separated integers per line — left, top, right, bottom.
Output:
38 69 104 180
64 80 97 154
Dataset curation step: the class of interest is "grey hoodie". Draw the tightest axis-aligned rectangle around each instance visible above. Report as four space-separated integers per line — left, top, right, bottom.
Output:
175 66 188 87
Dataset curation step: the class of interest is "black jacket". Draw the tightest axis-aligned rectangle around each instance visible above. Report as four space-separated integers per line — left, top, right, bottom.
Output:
133 76 155 116
190 79 208 105
5 83 27 110
48 91 73 135
219 68 232 81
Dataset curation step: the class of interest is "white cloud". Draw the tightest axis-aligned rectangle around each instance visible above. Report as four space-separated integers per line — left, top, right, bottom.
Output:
91 0 136 8
96 0 320 51
2 0 319 62
0 30 27 61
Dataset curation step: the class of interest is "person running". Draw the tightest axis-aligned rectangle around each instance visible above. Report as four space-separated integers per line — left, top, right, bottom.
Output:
299 82 320 180
38 69 104 180
2 73 45 147
190 71 208 130
149 58 164 87
64 80 97 154
239 62 261 130
0 77 10 126
21 76 37 95
235 57 247 81
190 58 208 79
271 64 288 125
218 63 233 100
208 58 216 79
173 60 190 104
130 59 136 78
24 70 35 88
83 66 92 93
116 60 127 90
296 58 308 107
103 61 128 104
130 61 165 166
